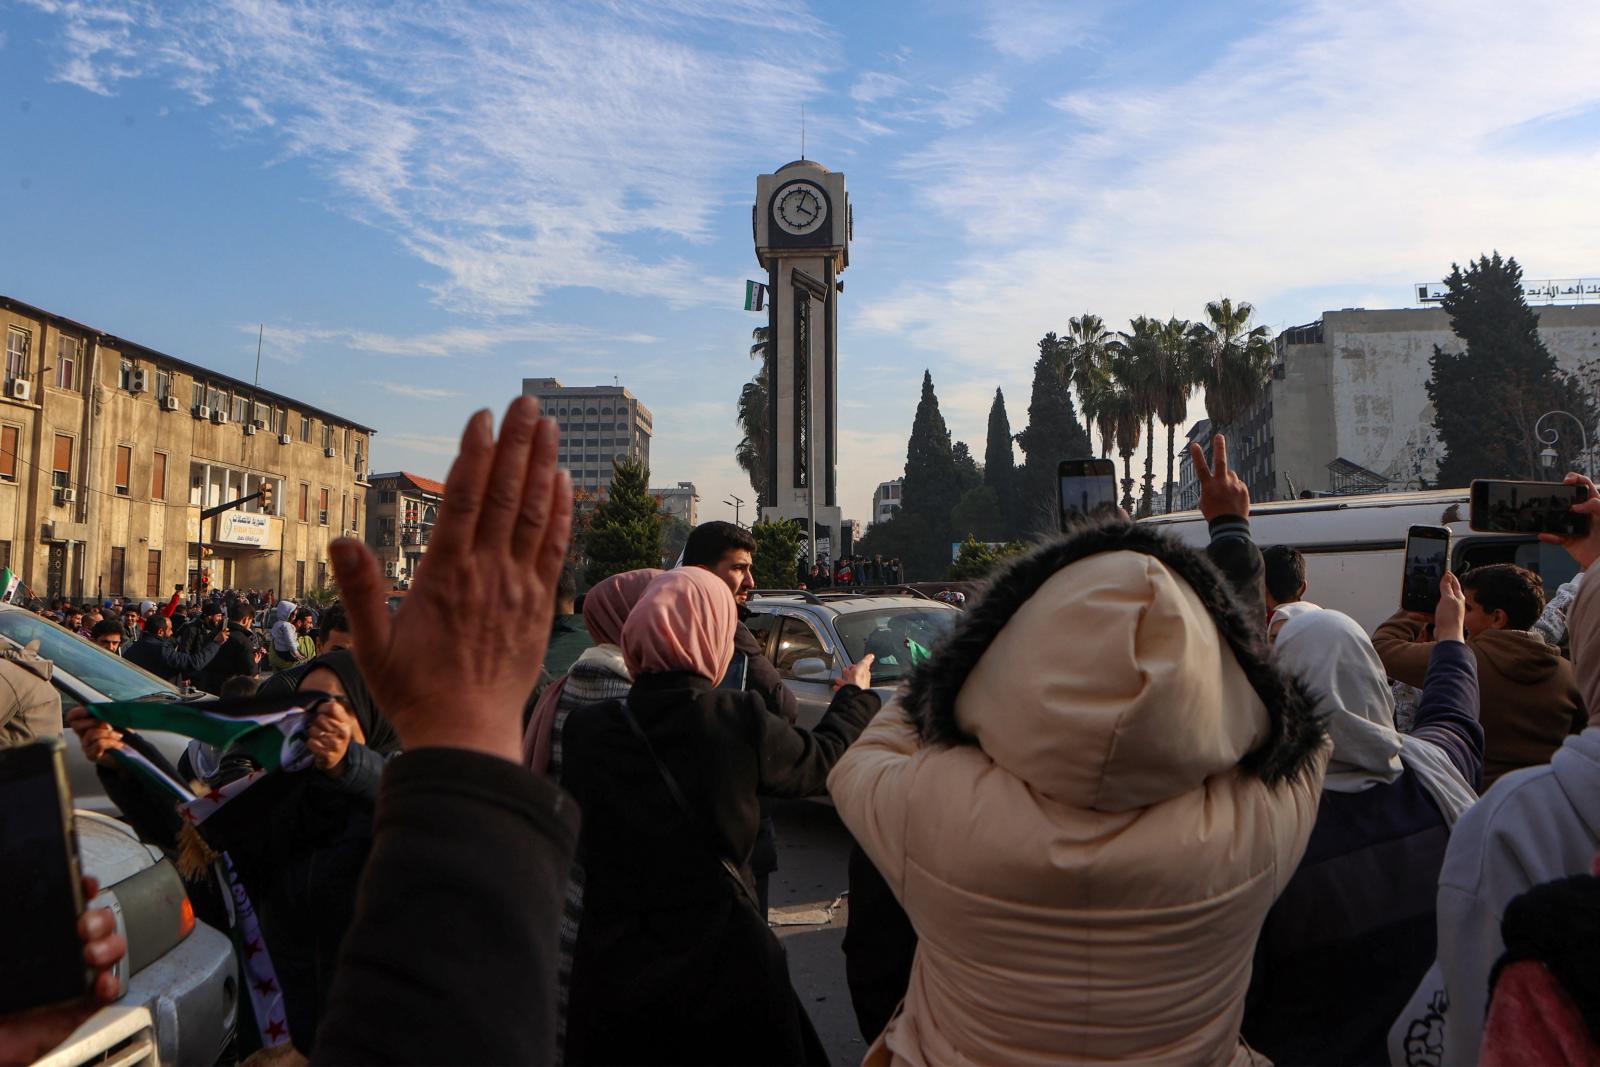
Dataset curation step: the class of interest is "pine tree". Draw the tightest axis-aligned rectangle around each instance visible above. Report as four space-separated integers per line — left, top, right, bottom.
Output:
750 518 804 588
582 458 664 585
952 440 982 493
1430 253 1583 484
983 388 1017 536
1017 338 1094 535
900 370 962 579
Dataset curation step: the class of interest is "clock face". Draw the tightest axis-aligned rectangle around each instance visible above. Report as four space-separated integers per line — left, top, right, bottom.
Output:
774 182 828 236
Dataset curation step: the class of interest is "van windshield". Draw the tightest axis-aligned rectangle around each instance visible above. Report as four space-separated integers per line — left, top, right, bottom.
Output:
833 607 959 685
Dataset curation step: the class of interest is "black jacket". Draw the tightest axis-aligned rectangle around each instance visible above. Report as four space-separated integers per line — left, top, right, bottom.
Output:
124 630 222 683
561 671 878 1065
312 750 578 1066
735 612 798 725
196 624 257 694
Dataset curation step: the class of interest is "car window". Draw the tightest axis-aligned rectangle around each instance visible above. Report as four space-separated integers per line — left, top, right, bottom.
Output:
0 612 175 701
742 611 778 657
1455 537 1580 592
832 607 960 685
774 616 831 676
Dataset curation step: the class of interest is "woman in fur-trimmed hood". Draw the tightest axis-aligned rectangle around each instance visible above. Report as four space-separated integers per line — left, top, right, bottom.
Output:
829 521 1330 1067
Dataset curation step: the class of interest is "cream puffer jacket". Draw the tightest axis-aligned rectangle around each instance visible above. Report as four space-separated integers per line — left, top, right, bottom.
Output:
830 530 1330 1067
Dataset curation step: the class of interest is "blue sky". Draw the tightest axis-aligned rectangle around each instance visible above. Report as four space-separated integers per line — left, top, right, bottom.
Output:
3 1 1599 526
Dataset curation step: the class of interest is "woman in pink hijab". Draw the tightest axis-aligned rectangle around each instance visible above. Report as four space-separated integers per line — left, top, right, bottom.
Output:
560 567 879 1066
522 567 660 775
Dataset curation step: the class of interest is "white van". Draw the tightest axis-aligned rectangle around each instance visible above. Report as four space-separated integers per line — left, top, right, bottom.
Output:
1141 489 1582 634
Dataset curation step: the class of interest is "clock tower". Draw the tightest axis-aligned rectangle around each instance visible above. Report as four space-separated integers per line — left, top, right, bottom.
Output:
753 159 850 565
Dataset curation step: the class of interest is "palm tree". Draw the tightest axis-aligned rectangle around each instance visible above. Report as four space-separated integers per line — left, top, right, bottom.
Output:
736 326 771 500
1194 298 1274 436
1153 316 1199 514
1117 316 1164 516
1061 314 1117 459
1103 338 1149 514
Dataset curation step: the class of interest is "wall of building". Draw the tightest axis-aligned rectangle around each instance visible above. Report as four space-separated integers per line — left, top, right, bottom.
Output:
522 378 653 500
0 301 370 602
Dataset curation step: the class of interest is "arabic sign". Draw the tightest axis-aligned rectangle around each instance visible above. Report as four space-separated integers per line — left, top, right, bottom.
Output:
1415 278 1600 304
218 512 270 547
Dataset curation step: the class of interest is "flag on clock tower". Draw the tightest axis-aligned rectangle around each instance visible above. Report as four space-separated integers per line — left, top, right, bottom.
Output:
743 280 767 312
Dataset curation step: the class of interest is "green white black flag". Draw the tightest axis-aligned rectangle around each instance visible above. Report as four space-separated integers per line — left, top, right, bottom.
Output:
744 280 766 312
0 568 19 604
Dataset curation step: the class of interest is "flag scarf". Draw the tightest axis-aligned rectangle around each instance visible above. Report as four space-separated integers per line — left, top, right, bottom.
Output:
90 695 315 774
0 568 19 604
744 280 767 312
906 637 933 667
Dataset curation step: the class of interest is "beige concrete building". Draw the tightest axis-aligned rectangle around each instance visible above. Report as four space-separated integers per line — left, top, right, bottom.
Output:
521 378 652 500
365 471 444 584
651 481 698 527
0 295 374 602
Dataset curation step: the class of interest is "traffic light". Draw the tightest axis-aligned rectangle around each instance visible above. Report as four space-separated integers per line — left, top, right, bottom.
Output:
258 482 274 513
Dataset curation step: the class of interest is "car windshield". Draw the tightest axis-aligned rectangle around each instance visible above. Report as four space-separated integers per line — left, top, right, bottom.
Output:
0 612 177 701
832 606 959 685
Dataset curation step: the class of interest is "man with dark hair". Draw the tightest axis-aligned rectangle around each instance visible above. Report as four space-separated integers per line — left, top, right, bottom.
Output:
1376 562 1584 788
315 603 354 655
125 612 226 683
61 607 83 635
543 567 592 678
682 520 758 591
195 601 260 695
89 619 125 655
1262 545 1307 611
177 600 226 658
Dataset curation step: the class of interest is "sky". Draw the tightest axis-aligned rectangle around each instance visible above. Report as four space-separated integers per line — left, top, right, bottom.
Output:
3 0 1600 527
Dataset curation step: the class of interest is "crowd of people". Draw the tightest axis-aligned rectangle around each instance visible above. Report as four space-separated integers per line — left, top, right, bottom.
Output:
802 554 906 590
5 397 1600 1066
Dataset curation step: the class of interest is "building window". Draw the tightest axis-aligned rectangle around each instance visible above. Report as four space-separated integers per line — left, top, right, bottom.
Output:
207 385 225 411
52 434 73 488
253 401 270 428
118 360 136 390
299 483 309 522
6 328 30 381
301 416 312 442
319 487 329 526
322 423 334 450
114 445 131 495
340 491 348 531
295 560 306 597
109 547 125 598
0 426 16 480
146 549 162 597
151 451 167 500
54 337 79 390
0 541 10 573
233 394 250 424
193 381 205 409
156 369 173 402
316 560 327 589
380 490 395 503
352 496 360 533
353 437 364 472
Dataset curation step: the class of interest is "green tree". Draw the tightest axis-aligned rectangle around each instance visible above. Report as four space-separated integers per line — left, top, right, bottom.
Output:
749 517 805 589
952 440 982 494
856 509 931 581
660 514 692 568
950 484 1004 543
582 457 664 585
900 370 962 579
1115 316 1163 515
736 326 770 502
1429 253 1587 484
1194 298 1273 436
947 535 1028 580
1154 317 1200 514
982 387 1017 536
1062 315 1117 459
1016 335 1095 535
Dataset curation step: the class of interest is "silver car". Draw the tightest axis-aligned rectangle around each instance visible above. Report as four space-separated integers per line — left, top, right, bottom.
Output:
742 590 962 729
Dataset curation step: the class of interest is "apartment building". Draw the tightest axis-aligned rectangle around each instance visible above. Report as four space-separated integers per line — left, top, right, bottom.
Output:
871 478 902 525
521 378 653 499
0 295 373 601
365 471 444 584
651 481 699 527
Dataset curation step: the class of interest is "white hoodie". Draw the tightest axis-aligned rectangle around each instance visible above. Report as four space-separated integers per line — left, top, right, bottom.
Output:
1389 728 1600 1065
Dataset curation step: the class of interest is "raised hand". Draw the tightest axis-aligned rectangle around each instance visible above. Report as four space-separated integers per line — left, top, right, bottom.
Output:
1434 571 1467 643
1538 472 1600 572
839 653 875 691
330 397 573 764
1188 433 1250 523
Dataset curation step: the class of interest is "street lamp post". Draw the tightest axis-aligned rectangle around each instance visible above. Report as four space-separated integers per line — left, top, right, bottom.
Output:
1535 410 1592 479
724 495 744 528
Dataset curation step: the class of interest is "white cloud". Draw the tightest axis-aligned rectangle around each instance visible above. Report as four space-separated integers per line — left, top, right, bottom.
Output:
25 1 831 314
374 382 461 400
379 431 461 458
249 320 655 360
922 74 1008 129
850 71 908 104
979 1 1104 62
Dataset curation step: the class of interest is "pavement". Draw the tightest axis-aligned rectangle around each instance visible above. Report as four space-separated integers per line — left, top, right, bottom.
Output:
769 799 868 1066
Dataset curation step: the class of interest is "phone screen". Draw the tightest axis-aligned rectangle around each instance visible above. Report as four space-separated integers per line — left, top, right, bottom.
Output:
1058 459 1118 529
1471 480 1591 535
0 740 87 1013
1401 528 1450 613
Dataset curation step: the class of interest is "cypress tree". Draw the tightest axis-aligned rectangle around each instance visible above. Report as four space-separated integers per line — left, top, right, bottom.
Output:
582 457 664 585
983 387 1017 536
1017 337 1094 535
1430 253 1581 484
901 370 961 578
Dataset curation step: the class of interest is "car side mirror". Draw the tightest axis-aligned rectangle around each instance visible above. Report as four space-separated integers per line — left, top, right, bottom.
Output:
791 657 832 682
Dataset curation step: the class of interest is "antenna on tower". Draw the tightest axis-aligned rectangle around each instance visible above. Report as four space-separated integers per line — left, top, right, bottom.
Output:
801 104 806 160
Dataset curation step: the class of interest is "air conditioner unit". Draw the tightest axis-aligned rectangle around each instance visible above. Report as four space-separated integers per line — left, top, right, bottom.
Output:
324 447 338 458
278 433 292 445
162 395 180 412
8 379 31 401
56 487 76 504
243 423 257 436
211 409 228 424
193 404 211 420
129 368 149 393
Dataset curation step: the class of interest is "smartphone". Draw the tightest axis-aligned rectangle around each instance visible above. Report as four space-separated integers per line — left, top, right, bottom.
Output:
1058 458 1119 530
1400 525 1452 613
0 737 89 1014
1469 479 1591 536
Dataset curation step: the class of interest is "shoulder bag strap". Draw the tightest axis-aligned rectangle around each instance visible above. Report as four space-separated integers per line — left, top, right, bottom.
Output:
617 700 763 914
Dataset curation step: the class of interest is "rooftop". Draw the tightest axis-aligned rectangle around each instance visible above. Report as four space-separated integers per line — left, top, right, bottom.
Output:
369 470 446 497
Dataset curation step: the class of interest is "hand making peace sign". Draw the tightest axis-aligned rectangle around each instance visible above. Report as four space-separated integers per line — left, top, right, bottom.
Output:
1187 433 1251 523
